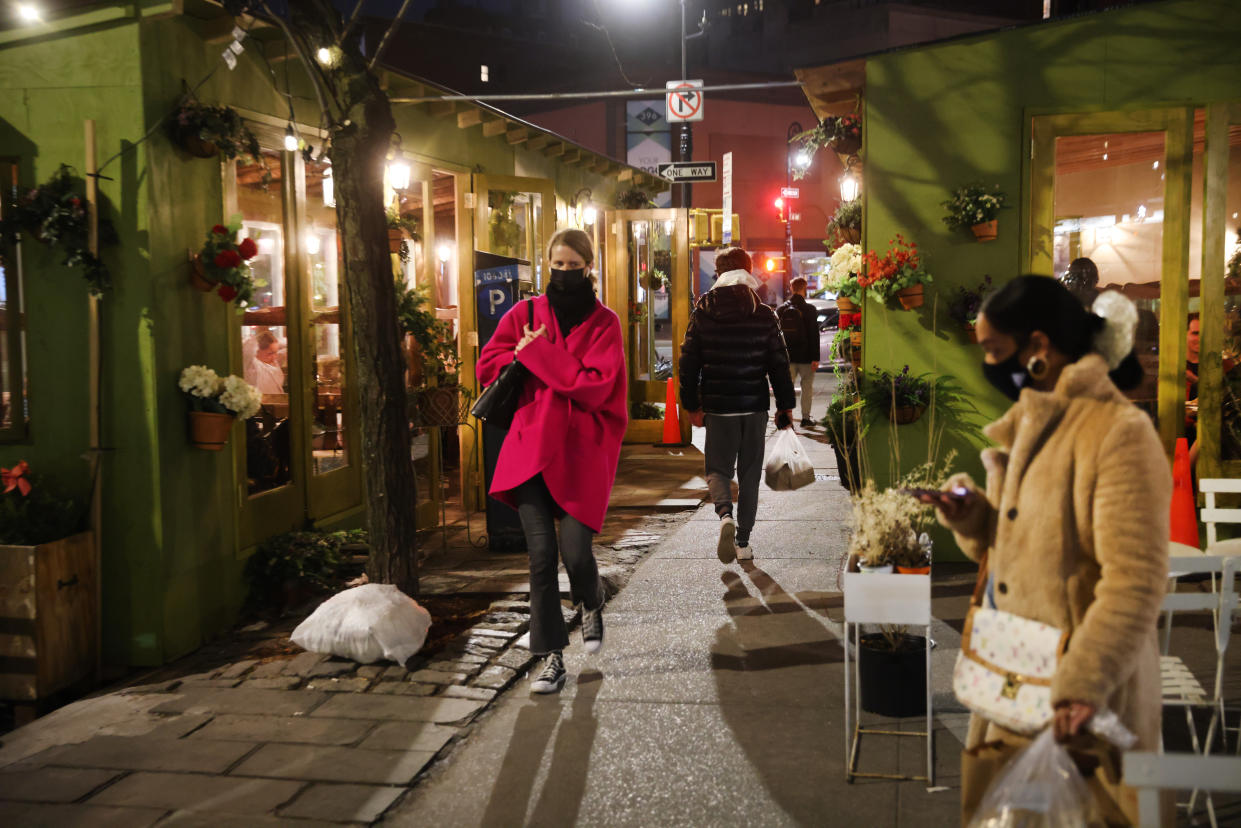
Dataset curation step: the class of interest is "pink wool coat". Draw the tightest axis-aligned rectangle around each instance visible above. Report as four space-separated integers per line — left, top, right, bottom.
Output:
476 295 628 532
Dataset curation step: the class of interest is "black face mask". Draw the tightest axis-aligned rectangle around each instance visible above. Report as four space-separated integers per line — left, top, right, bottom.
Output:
981 354 1030 402
548 267 588 292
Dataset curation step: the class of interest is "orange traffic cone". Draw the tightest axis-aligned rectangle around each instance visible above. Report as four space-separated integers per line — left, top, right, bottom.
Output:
654 377 689 447
1170 437 1199 548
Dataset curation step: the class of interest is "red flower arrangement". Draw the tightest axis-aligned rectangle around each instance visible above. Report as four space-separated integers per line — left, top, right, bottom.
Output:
196 216 262 308
859 235 933 303
839 312 862 331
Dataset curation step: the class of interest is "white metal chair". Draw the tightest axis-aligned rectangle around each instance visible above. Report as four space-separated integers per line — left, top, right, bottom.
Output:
1126 751 1241 828
1164 541 1211 655
1201 478 1241 755
1161 555 1238 825
841 572 933 786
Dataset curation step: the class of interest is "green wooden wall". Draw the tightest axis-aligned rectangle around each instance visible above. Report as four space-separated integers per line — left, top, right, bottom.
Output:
859 0 1241 559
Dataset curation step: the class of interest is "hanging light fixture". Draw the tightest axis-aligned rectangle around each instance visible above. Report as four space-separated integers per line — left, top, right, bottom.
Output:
321 167 335 207
839 172 860 203
283 123 298 152
584 206 598 227
386 160 411 191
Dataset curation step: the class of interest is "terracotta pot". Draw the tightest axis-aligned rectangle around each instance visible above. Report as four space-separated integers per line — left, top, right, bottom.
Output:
189 411 235 450
891 404 927 425
850 353 862 369
830 135 862 156
189 255 217 292
965 323 978 344
389 229 406 254
896 284 924 310
850 331 862 348
971 220 998 242
842 227 861 244
836 296 858 313
896 565 931 575
181 132 219 159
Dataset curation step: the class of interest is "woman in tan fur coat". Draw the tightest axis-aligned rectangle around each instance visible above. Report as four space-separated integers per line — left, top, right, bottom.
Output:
922 276 1170 826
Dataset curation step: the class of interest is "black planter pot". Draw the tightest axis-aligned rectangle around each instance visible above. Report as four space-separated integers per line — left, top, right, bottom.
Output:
830 441 862 493
858 633 927 717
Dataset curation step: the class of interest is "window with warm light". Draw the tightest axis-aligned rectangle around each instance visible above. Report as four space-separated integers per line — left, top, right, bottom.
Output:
480 64 489 83
0 159 27 440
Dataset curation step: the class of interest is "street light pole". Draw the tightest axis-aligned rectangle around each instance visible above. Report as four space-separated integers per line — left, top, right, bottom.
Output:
785 121 802 294
679 0 692 208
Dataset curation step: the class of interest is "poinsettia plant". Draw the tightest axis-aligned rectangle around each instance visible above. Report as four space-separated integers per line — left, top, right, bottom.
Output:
0 165 116 295
197 217 261 307
839 311 862 331
859 236 933 302
0 461 86 546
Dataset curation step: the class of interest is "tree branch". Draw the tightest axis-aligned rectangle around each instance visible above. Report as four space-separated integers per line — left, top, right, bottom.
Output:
339 0 368 45
258 0 341 125
368 0 415 72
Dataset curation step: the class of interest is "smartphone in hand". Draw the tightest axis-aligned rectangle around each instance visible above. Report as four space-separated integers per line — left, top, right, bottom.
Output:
902 486 970 501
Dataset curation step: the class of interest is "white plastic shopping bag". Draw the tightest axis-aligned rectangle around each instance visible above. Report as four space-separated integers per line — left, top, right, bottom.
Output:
968 729 1095 828
291 583 432 665
763 428 815 491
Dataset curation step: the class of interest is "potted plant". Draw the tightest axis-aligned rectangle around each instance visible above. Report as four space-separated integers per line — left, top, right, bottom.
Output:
387 204 421 263
791 114 862 165
942 183 1007 242
947 275 993 343
617 188 656 209
397 282 469 426
864 365 932 425
823 242 864 313
860 235 933 310
825 198 862 246
822 390 864 493
193 218 262 307
168 97 263 162
0 165 116 295
488 191 522 257
179 365 262 449
0 462 96 702
641 268 669 292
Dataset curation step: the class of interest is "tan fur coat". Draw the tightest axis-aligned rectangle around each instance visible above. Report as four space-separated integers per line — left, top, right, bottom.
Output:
942 355 1170 822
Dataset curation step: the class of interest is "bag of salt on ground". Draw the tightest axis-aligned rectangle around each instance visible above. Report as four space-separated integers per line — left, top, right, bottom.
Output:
291 583 431 665
764 428 815 491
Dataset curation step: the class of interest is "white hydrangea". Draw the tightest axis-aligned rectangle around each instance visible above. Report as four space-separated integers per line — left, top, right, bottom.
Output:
219 374 262 419
825 243 862 291
179 365 222 399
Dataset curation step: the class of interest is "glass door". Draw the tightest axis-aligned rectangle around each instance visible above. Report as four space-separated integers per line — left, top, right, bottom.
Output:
1030 109 1194 454
605 208 691 441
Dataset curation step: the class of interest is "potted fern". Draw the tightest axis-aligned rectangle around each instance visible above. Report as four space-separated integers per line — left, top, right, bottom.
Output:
397 282 469 426
826 198 862 246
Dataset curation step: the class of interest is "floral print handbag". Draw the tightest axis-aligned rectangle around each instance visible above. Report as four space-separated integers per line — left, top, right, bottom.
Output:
952 556 1070 735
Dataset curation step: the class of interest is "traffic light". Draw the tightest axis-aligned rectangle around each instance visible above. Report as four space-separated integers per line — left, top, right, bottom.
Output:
773 196 785 222
764 255 786 274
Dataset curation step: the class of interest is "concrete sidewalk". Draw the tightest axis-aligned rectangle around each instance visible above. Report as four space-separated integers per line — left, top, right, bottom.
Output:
385 400 969 827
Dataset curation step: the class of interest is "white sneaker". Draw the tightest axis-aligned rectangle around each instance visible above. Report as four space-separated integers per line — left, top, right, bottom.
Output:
717 516 737 564
736 543 753 561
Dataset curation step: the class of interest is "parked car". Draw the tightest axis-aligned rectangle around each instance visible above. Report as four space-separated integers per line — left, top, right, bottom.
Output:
808 297 838 331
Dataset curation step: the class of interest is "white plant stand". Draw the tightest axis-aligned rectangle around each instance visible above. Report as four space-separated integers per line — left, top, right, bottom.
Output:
842 571 934 785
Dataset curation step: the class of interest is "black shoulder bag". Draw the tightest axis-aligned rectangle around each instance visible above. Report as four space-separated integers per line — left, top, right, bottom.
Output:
469 300 533 430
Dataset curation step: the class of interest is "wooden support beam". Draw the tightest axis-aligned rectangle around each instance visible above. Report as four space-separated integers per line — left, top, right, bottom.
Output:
482 117 509 138
506 126 530 145
527 134 553 151
618 168 634 182
457 110 482 129
542 141 566 157
428 101 457 118
562 148 582 164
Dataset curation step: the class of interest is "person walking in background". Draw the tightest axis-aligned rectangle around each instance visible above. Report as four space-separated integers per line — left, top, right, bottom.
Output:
475 229 627 695
680 247 796 564
1060 256 1100 308
777 276 821 427
919 276 1168 825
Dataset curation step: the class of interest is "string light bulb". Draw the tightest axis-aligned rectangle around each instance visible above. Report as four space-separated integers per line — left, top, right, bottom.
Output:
284 124 298 152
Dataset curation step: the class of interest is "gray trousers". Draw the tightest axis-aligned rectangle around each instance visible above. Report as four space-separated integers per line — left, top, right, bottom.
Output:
512 475 603 655
704 412 767 546
790 363 816 419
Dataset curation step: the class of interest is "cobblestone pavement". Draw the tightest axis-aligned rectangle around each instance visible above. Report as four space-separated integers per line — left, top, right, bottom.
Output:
0 451 704 826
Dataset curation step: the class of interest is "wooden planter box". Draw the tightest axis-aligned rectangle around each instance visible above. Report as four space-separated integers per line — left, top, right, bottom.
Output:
624 419 665 444
0 531 97 701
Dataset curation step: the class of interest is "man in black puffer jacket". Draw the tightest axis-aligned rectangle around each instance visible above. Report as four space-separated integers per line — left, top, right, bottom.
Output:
680 247 796 564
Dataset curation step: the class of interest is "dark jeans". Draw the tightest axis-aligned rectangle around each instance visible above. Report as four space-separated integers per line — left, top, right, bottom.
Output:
512 475 603 655
704 412 767 546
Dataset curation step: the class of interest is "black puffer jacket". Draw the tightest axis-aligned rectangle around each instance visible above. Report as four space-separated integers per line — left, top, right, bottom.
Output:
679 284 797 414
778 293 822 364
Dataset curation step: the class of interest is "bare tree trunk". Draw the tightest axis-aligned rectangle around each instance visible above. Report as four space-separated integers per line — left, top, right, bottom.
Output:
283 0 418 594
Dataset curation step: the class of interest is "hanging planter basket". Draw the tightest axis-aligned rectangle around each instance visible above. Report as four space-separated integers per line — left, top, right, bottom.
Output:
841 227 861 244
895 285 924 310
829 135 862 156
189 255 218 292
971 220 998 242
415 385 463 427
189 411 235 450
965 323 978 344
389 229 406 255
891 404 927 425
180 132 219 159
836 296 859 313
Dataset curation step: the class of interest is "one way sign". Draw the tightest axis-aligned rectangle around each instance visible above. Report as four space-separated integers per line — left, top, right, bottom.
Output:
657 162 718 183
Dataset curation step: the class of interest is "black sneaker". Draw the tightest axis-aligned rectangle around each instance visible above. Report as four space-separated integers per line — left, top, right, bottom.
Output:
800 417 815 428
582 604 604 654
530 651 566 694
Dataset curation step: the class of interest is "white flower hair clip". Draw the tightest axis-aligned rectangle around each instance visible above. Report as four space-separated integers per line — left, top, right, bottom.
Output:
1091 290 1138 369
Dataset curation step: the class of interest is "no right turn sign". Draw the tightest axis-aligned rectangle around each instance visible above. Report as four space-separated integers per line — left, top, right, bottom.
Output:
666 80 704 123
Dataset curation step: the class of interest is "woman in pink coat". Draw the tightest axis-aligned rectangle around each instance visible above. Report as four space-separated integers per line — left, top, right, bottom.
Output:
476 228 628 694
